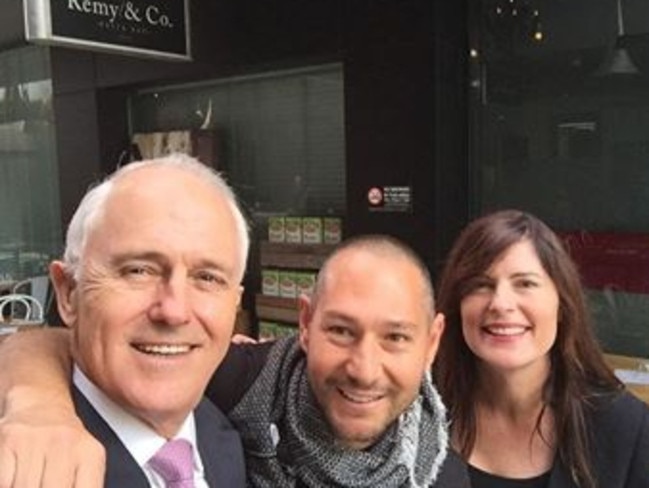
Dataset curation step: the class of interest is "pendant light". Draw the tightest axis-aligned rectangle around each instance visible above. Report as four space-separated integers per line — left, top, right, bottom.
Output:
595 0 639 76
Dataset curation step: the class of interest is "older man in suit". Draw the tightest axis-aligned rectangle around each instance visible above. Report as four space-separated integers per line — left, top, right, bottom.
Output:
0 153 247 487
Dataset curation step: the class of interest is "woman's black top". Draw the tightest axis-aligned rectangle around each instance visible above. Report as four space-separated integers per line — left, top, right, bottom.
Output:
469 464 550 488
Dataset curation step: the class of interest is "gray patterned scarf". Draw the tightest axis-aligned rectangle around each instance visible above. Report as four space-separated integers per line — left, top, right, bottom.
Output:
228 336 449 487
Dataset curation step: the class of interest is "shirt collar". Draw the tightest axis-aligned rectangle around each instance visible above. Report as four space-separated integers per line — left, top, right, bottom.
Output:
72 365 202 470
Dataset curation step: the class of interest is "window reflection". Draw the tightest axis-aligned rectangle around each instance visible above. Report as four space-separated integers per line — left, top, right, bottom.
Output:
0 46 61 282
129 64 346 220
471 0 649 356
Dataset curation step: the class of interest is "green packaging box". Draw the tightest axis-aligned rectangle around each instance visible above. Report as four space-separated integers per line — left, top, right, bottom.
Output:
261 268 280 296
258 321 296 340
268 216 286 242
301 217 323 244
323 217 342 244
285 217 302 243
258 321 278 340
296 271 316 296
279 270 297 298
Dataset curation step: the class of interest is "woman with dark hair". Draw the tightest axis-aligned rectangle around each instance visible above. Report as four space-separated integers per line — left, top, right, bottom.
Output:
434 209 649 488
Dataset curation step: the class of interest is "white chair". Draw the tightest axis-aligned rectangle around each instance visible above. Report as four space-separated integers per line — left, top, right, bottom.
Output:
0 293 44 325
12 275 51 322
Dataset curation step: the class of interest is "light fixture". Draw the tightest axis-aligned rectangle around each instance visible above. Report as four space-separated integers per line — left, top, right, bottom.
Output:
595 0 639 76
531 9 543 42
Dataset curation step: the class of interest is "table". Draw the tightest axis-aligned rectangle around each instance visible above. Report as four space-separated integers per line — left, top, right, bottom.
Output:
604 353 649 405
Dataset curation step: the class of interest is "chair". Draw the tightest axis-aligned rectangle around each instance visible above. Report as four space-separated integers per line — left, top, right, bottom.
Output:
12 275 52 322
0 293 44 325
12 275 50 307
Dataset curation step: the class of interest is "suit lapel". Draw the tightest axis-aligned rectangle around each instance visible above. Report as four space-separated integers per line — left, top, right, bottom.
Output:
72 386 150 488
73 388 245 487
195 398 246 487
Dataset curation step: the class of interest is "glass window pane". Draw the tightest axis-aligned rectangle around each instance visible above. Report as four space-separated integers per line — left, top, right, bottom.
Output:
0 46 61 281
129 64 346 221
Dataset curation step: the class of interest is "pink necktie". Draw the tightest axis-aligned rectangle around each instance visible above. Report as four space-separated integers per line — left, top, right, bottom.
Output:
149 439 195 488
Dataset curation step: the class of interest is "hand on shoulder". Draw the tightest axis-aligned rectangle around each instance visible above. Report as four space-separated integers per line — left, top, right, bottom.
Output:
0 393 105 488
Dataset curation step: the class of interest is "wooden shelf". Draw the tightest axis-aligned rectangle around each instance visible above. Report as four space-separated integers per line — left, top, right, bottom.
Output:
256 242 336 328
255 294 299 323
259 241 336 270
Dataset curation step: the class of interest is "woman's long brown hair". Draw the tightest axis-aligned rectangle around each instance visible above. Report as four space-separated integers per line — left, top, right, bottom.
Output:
434 210 622 487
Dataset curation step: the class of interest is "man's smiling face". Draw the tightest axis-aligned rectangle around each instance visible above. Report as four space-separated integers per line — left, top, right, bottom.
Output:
298 247 443 449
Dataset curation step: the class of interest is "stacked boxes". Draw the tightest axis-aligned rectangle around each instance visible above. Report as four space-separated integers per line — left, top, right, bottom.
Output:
262 214 341 300
258 321 297 341
259 215 343 340
260 269 316 298
268 216 342 244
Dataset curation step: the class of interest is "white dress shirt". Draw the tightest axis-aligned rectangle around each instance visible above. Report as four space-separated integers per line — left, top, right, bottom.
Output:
73 366 209 488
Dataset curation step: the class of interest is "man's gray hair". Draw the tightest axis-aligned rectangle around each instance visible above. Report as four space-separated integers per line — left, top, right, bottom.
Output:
63 153 250 282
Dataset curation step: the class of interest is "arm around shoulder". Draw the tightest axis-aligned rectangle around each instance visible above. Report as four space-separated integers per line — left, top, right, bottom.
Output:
0 328 105 488
0 328 74 415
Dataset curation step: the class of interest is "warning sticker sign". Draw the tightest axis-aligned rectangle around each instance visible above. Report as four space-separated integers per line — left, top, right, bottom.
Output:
367 185 412 213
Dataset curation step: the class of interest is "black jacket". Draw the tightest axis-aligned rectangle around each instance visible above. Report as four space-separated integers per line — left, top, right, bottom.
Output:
468 391 649 488
547 391 649 488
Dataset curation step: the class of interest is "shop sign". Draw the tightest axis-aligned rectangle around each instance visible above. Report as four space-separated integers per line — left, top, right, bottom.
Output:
23 0 191 61
367 185 413 213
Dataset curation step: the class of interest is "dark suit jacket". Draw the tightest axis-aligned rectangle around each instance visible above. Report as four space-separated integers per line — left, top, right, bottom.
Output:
72 386 246 487
546 391 649 488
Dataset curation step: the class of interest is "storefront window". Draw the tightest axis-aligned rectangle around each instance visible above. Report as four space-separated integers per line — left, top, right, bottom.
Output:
129 64 346 222
0 46 60 281
470 0 649 356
